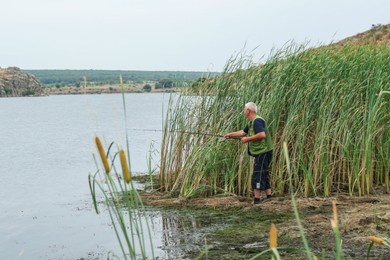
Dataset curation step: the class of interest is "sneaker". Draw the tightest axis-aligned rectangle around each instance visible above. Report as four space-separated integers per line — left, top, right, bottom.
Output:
266 195 272 199
253 198 261 204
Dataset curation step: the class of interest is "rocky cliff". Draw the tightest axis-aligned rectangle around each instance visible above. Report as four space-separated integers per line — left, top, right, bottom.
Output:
0 67 44 97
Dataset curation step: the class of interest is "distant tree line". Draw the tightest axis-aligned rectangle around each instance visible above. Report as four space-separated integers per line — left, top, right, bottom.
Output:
155 79 175 89
24 69 219 87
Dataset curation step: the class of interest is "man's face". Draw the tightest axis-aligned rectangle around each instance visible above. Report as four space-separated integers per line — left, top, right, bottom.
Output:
244 107 250 118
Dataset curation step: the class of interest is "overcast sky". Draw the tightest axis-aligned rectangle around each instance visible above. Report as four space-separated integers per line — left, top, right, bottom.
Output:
0 0 389 72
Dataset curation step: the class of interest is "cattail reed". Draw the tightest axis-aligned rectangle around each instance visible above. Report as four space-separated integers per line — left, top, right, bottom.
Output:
269 224 277 249
367 236 385 245
120 149 131 183
89 85 155 259
95 136 110 173
331 200 343 258
331 200 338 229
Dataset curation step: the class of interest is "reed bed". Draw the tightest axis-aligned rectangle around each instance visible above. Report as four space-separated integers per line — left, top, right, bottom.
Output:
159 42 390 197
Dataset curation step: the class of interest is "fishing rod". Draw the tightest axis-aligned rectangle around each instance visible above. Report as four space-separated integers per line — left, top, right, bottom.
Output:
127 128 242 141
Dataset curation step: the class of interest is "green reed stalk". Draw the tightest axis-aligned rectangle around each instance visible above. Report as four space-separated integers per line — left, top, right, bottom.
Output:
283 142 314 259
146 142 158 190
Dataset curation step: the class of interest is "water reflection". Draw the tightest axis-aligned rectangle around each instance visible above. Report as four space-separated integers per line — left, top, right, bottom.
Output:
147 209 226 259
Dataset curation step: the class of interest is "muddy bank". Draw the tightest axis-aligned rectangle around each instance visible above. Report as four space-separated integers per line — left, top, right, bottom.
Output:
139 191 390 259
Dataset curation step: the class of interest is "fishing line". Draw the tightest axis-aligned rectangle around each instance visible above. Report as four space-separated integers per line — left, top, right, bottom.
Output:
126 128 242 141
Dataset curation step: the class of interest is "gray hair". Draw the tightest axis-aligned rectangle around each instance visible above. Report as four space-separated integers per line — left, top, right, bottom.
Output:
245 102 257 113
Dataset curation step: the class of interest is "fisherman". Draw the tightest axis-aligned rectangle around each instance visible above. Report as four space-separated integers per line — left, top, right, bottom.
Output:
224 102 273 204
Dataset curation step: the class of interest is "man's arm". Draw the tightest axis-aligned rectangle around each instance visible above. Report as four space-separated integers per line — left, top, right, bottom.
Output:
241 131 265 144
224 130 247 138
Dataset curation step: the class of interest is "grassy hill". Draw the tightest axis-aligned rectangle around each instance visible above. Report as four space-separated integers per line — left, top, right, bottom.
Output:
335 23 390 46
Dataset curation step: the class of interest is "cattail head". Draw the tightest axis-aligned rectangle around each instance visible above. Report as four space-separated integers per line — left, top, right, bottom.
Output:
269 223 277 249
95 136 110 174
331 200 338 229
367 236 384 245
120 149 131 183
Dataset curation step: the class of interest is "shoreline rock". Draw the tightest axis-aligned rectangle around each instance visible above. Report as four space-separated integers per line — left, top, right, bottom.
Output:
0 67 44 97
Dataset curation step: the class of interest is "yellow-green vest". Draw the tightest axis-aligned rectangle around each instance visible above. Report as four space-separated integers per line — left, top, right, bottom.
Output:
248 115 273 156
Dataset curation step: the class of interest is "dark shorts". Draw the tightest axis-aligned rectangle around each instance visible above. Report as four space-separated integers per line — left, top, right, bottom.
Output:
252 150 273 191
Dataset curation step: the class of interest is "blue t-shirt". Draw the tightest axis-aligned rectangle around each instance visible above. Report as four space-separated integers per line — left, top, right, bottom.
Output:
243 118 266 134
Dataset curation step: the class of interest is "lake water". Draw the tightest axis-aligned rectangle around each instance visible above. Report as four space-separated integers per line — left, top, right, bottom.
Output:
0 93 202 259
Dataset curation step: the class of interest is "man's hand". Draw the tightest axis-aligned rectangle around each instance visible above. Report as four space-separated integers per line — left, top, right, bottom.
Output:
241 137 249 144
224 130 247 140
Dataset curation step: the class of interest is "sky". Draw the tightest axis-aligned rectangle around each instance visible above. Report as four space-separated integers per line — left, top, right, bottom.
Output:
0 0 389 72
